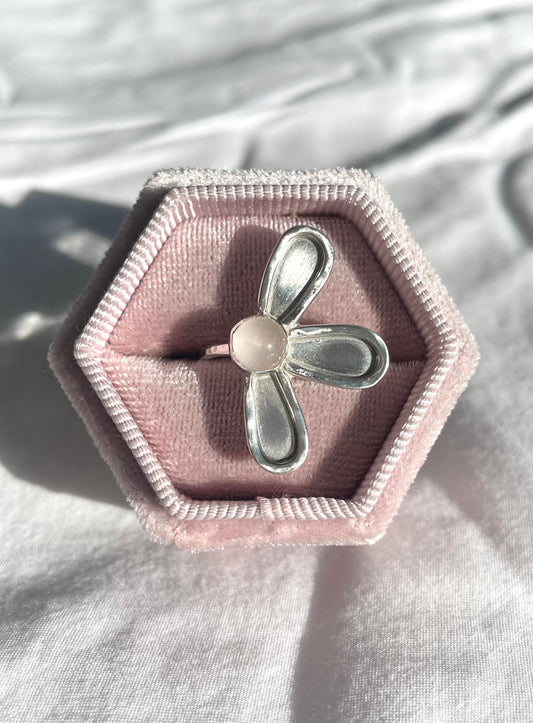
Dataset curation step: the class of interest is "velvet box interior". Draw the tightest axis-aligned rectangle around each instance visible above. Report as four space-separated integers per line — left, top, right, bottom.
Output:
50 169 478 550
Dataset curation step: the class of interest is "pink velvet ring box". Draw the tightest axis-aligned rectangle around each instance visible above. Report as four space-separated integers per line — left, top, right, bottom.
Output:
49 169 479 550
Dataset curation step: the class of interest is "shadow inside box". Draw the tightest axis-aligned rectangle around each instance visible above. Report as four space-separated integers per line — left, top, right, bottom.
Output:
0 191 129 507
168 224 278 466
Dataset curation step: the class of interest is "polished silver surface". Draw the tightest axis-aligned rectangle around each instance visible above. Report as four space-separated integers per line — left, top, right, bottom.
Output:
244 370 308 474
286 324 389 389
204 225 390 474
258 225 333 325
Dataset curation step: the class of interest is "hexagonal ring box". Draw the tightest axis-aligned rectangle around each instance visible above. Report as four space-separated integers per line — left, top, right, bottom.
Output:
50 169 478 550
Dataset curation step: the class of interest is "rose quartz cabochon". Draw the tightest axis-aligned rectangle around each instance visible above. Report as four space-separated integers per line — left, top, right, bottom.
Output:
49 169 479 550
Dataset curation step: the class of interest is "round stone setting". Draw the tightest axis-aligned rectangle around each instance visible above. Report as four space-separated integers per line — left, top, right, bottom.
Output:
230 315 288 372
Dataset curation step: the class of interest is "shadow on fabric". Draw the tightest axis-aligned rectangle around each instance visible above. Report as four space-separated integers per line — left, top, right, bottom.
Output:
0 191 129 506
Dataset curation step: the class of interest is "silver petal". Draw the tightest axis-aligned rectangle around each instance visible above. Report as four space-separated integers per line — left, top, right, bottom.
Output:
258 225 333 325
286 324 389 389
244 370 308 474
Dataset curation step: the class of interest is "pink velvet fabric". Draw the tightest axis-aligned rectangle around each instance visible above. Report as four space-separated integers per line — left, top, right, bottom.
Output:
104 214 424 500
49 169 479 549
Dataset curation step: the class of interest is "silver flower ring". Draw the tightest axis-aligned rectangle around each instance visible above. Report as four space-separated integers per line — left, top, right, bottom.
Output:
203 226 389 474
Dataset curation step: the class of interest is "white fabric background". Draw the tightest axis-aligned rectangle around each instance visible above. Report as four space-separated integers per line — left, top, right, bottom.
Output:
1 1 533 721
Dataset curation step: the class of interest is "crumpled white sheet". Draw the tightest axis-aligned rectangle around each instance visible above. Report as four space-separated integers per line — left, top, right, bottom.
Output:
1 1 533 721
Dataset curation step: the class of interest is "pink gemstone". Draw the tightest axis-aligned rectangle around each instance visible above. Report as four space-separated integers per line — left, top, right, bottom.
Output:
230 315 288 372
